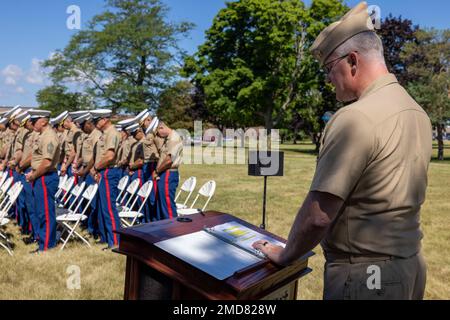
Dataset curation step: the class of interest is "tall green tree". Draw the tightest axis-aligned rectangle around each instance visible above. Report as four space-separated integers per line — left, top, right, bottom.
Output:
36 84 94 115
184 0 347 147
402 29 450 160
157 80 197 131
378 14 419 86
41 0 193 113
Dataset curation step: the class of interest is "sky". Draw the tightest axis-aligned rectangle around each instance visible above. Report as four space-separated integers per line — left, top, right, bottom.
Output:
0 0 448 107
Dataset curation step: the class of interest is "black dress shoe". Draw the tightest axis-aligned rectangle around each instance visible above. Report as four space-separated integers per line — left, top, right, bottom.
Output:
29 248 40 255
102 246 111 251
23 237 37 245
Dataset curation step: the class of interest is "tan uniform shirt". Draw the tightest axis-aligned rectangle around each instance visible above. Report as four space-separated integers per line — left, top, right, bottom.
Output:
32 126 60 172
158 130 183 169
64 126 82 157
143 132 162 162
0 130 5 155
9 127 27 165
94 125 121 167
81 129 102 166
310 74 432 258
22 131 38 170
129 140 144 166
1 129 13 160
117 135 135 167
5 128 19 162
57 130 68 164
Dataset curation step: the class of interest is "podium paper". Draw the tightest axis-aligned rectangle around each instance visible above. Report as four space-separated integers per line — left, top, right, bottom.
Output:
155 231 261 280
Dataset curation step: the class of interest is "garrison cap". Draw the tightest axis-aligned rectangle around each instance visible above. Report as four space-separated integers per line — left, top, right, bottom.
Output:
73 113 92 125
145 117 159 135
310 2 375 65
90 109 112 120
29 109 51 119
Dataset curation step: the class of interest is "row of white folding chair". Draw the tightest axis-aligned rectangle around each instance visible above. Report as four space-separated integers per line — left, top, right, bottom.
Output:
56 182 86 214
57 183 99 250
0 177 14 198
0 182 24 256
175 176 197 209
55 175 68 199
116 175 130 206
117 178 141 213
119 180 153 227
176 179 216 216
0 171 9 190
55 176 75 205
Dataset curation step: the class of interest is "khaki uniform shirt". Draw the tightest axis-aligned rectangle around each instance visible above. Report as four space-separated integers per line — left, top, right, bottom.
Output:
94 125 121 167
22 131 38 170
32 126 60 172
5 128 19 162
81 129 102 166
117 135 135 167
57 130 68 164
129 140 144 166
143 132 162 162
310 74 432 258
158 130 183 169
1 129 13 160
13 127 27 154
64 126 82 157
0 130 5 155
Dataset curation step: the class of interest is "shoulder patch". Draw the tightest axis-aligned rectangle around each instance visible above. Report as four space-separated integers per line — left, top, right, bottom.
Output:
47 142 55 154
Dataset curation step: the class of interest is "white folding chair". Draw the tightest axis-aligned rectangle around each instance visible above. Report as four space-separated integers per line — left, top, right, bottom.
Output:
55 175 68 199
0 171 9 189
175 177 197 210
116 175 130 206
0 177 14 196
178 180 216 216
0 177 14 206
0 182 23 256
119 180 153 227
117 179 140 213
55 176 75 205
57 184 99 250
56 182 86 214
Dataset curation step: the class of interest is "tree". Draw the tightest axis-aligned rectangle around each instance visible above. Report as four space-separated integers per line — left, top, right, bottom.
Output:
41 0 193 113
157 81 197 131
184 0 311 132
378 14 419 85
184 0 347 148
36 84 94 114
402 29 450 160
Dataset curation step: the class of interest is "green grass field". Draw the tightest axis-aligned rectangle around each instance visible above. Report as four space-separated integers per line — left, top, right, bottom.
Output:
1 142 449 300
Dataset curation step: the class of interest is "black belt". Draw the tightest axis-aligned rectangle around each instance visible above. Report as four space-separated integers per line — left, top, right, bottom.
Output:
324 252 397 264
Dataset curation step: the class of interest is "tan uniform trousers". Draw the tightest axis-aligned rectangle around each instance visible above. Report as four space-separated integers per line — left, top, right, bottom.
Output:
323 252 426 300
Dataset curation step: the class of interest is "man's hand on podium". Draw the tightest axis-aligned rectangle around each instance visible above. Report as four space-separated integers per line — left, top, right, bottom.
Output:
252 240 285 266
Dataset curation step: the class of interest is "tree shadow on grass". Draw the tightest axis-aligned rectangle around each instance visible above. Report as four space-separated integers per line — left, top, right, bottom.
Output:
279 146 318 156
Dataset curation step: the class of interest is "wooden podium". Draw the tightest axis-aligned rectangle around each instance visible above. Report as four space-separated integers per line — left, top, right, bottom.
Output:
114 211 314 300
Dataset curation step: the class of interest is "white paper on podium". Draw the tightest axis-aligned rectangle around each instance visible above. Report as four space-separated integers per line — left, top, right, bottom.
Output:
155 231 262 280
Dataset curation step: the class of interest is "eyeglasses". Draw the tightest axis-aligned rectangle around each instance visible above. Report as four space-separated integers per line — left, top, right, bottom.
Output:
323 52 356 75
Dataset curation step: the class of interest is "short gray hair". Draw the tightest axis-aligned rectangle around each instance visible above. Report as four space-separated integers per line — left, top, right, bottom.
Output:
332 31 385 63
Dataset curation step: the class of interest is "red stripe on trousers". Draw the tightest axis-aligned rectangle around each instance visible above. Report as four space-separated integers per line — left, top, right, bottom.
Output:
165 171 173 219
41 176 50 251
137 169 143 201
104 169 118 245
